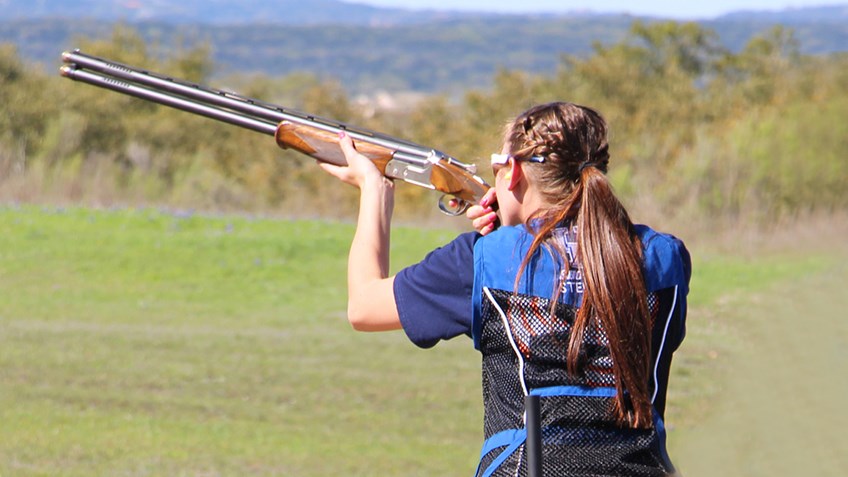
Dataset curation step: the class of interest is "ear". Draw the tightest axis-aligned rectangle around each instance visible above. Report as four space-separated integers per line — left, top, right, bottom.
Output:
506 159 523 191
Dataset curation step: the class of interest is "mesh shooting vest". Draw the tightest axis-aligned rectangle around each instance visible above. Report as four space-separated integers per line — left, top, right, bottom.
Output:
471 224 680 477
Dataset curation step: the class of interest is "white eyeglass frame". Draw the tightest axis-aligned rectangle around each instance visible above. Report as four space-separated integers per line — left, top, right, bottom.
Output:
490 153 545 166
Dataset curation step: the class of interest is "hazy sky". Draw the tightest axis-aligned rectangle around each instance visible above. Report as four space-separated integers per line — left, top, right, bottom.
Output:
352 1 847 19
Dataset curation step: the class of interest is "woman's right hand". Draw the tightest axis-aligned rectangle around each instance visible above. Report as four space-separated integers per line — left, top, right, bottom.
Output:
466 187 498 235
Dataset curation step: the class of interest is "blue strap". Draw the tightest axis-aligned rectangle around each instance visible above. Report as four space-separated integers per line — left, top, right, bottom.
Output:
530 385 617 398
478 428 527 477
478 429 524 460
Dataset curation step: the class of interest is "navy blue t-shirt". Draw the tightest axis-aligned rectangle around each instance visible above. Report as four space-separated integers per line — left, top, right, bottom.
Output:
393 231 479 348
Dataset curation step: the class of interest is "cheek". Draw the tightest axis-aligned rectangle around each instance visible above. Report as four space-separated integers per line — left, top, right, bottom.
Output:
494 181 520 224
494 178 509 201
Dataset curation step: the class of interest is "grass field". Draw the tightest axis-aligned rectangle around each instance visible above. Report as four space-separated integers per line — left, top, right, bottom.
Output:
0 205 845 476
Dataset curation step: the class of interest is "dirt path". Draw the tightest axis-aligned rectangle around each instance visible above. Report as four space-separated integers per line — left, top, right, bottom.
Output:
674 258 848 476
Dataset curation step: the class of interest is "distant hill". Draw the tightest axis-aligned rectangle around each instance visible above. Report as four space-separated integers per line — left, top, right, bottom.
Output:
4 0 847 26
0 0 491 25
716 4 848 23
1 1 846 93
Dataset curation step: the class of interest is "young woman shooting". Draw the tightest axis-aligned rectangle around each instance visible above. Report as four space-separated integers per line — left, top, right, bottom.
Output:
319 101 691 477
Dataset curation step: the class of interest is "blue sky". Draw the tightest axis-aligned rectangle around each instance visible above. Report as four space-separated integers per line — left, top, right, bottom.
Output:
353 1 847 19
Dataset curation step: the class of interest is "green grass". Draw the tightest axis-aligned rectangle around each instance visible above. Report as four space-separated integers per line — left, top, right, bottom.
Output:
0 206 477 476
665 234 847 476
671 262 848 476
0 206 845 476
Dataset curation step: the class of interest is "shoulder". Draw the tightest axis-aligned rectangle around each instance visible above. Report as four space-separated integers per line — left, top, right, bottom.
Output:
471 225 535 280
452 230 482 249
396 232 481 283
394 231 480 348
473 224 531 256
425 230 479 261
634 224 692 293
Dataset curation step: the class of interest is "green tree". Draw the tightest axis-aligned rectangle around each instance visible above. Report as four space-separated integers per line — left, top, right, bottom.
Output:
0 44 57 154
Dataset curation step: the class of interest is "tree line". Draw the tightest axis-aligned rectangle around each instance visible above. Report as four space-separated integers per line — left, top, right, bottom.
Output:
1 22 846 226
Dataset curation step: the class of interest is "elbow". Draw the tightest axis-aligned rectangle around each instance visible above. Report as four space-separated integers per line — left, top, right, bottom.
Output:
346 295 398 332
344 278 399 332
346 301 372 332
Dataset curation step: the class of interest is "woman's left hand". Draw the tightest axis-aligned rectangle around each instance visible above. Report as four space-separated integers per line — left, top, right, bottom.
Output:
318 131 386 189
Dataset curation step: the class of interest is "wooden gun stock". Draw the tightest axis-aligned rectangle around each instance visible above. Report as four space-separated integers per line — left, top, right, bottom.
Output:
275 121 393 169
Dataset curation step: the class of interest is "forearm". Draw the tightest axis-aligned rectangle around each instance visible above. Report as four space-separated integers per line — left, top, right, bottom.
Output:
346 176 400 330
350 176 393 282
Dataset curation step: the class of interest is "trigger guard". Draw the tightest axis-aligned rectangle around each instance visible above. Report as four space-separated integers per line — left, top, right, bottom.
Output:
438 195 469 216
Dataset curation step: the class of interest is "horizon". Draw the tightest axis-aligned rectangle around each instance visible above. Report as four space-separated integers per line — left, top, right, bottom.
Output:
349 0 848 19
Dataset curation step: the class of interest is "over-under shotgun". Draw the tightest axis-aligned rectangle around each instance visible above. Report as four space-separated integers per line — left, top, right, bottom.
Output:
59 50 490 215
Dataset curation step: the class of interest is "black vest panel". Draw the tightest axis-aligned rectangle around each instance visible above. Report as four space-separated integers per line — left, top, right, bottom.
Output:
476 287 670 477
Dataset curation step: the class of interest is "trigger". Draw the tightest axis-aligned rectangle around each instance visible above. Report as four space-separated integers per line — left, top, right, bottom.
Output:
438 194 468 216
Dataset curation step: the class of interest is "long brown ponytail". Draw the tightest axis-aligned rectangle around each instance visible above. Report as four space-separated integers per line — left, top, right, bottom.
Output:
508 102 653 428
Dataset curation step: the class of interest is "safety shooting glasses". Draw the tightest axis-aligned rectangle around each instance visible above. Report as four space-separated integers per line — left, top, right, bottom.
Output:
490 153 545 175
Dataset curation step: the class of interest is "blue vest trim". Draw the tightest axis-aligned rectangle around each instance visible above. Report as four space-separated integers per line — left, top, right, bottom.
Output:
478 429 525 462
477 429 527 477
653 409 675 471
530 385 617 398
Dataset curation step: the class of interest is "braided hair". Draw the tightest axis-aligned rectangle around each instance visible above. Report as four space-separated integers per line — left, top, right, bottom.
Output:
507 102 653 428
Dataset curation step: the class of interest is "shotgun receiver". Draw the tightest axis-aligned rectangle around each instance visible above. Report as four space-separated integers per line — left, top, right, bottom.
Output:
59 50 489 215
